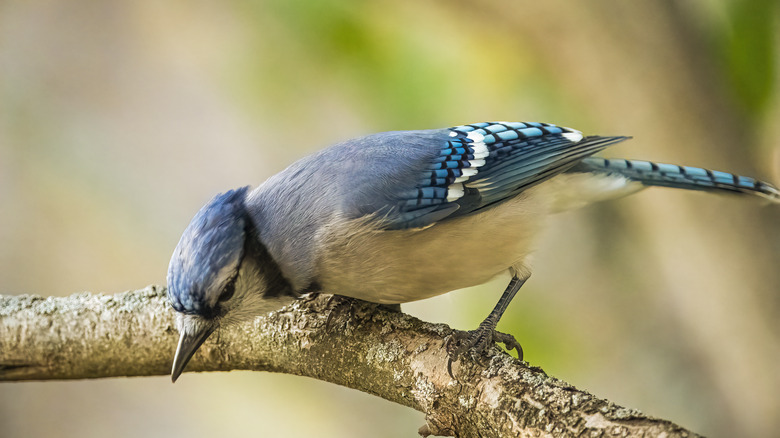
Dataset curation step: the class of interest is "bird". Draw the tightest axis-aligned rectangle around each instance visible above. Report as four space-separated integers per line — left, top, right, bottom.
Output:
167 121 780 382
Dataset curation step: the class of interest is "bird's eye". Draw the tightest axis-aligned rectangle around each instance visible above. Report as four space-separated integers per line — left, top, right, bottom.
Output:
219 276 237 302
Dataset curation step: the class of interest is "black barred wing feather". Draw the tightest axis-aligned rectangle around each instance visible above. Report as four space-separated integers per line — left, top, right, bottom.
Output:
387 121 629 229
575 157 780 202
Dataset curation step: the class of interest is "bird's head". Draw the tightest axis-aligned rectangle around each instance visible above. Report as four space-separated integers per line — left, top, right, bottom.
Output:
167 186 294 382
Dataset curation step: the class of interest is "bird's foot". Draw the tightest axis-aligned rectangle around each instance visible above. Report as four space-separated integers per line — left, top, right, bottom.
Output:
379 303 402 313
324 296 399 330
297 292 321 305
324 295 354 330
447 328 523 361
445 326 523 377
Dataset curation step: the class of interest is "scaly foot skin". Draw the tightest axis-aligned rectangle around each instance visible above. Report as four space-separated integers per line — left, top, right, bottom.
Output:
446 327 523 377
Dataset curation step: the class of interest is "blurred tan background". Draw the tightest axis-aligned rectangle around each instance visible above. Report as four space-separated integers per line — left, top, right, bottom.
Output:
2 1 779 437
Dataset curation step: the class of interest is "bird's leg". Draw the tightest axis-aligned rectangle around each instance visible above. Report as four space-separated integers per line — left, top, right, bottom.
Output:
448 274 528 371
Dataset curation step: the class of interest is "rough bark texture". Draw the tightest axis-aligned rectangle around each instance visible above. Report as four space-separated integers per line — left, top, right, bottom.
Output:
0 287 700 437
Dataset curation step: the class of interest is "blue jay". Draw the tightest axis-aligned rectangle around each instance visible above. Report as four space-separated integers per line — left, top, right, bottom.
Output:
167 121 779 381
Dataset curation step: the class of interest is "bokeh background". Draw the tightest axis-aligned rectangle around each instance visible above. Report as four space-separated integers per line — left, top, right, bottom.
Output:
2 1 779 437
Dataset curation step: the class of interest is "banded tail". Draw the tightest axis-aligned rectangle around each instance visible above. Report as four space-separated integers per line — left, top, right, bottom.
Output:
574 157 780 203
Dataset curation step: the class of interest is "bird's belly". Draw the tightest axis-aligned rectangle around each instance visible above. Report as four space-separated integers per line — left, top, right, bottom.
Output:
315 193 547 304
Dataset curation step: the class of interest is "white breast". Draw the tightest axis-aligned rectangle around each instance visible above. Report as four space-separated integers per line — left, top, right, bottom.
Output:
314 171 644 304
315 188 548 304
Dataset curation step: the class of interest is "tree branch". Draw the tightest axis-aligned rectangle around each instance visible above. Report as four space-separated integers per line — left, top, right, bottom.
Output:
0 287 699 437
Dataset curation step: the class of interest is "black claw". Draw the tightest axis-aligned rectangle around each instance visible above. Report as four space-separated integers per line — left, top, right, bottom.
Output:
445 331 471 378
492 331 523 361
445 327 523 377
325 295 353 330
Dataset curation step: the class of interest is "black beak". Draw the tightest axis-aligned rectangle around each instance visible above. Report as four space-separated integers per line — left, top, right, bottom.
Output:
171 321 216 383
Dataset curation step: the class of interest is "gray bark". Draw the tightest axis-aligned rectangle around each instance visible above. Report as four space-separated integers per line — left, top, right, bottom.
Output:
0 286 700 437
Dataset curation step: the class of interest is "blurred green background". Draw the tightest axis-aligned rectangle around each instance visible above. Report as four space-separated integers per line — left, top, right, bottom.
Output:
2 1 780 437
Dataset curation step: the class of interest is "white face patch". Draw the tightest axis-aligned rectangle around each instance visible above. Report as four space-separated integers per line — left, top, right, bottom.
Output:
216 253 296 326
208 263 240 307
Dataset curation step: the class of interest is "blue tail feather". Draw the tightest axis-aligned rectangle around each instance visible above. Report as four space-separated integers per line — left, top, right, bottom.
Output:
574 157 780 203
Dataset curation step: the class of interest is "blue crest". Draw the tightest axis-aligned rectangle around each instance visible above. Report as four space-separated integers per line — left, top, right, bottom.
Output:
167 186 251 315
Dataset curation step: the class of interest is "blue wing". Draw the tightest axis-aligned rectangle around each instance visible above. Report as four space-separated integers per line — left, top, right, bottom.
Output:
381 121 629 229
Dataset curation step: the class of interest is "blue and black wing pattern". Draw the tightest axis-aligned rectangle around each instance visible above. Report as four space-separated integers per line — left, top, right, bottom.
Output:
387 121 629 229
